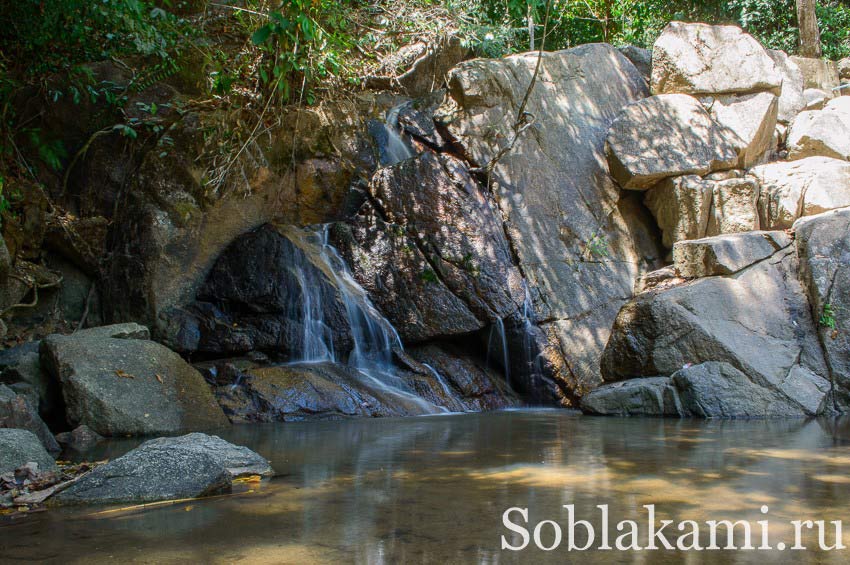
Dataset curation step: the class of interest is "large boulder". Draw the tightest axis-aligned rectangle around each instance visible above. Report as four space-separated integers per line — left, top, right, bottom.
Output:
585 361 824 418
767 50 806 124
435 43 662 397
55 433 272 505
790 56 840 92
750 157 850 229
787 97 850 161
0 428 55 474
580 377 682 417
702 92 778 167
651 22 781 96
618 46 652 82
600 251 831 417
794 209 850 408
339 151 525 334
606 94 740 190
672 231 791 278
40 326 228 436
330 214 483 343
0 385 59 453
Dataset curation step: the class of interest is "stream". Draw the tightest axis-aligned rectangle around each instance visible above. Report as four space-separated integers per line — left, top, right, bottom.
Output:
3 410 850 563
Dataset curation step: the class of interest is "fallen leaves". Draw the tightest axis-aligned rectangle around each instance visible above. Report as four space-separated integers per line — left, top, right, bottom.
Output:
232 475 262 485
114 369 135 379
155 373 164 384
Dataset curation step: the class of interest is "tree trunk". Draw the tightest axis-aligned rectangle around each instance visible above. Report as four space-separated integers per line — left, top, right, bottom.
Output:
527 2 535 51
797 0 822 58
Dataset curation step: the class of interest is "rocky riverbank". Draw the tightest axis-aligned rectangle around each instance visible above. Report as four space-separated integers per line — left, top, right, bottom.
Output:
2 18 850 507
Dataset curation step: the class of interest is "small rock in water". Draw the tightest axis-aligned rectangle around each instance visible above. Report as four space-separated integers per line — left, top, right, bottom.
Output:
55 425 104 451
55 433 274 506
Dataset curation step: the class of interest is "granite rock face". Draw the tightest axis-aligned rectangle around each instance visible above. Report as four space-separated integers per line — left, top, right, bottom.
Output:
750 157 850 229
601 251 831 417
436 43 662 397
794 209 850 409
651 22 781 96
672 231 791 278
606 94 740 190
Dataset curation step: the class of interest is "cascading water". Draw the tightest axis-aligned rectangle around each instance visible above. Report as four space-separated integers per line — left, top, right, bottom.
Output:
485 282 544 393
371 103 414 167
486 318 511 387
281 225 441 413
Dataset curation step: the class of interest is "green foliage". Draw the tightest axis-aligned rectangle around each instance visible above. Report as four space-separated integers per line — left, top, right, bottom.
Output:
820 303 837 330
456 0 850 57
420 268 439 283
250 0 355 103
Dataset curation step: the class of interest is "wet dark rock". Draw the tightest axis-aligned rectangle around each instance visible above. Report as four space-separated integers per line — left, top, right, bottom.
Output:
40 327 229 436
55 425 104 451
330 209 484 344
0 385 59 453
160 225 354 358
212 362 432 421
0 429 56 475
368 152 525 323
406 344 517 411
55 433 273 505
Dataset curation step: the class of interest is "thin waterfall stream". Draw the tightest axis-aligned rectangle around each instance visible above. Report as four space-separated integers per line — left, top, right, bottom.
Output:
281 225 443 414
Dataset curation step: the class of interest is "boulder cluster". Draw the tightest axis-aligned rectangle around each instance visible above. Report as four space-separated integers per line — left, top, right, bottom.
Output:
583 23 850 418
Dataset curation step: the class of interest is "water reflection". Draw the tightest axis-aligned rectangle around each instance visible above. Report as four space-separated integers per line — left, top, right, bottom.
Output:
3 411 850 563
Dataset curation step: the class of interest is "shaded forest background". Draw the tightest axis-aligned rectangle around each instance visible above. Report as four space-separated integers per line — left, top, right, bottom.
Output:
0 0 847 209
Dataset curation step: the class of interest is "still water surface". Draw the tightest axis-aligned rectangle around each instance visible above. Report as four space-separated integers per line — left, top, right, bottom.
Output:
3 410 850 563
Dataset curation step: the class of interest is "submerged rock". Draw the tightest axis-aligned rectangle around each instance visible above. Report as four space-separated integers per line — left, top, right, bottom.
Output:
55 425 104 451
40 327 229 436
0 429 56 474
55 433 273 505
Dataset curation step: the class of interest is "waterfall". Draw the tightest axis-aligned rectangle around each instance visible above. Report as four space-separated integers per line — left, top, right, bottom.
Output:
518 281 544 383
281 225 439 413
486 282 543 392
371 103 414 167
486 318 511 386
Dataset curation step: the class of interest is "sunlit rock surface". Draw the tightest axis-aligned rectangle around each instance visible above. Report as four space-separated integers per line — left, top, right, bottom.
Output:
436 43 663 397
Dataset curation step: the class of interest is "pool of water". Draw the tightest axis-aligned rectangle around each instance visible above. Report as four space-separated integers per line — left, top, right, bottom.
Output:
3 410 850 563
